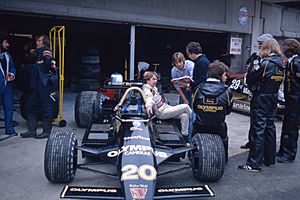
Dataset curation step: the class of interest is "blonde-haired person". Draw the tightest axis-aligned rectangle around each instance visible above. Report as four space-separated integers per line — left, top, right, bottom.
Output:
143 71 192 145
238 38 284 172
171 52 194 107
241 33 273 150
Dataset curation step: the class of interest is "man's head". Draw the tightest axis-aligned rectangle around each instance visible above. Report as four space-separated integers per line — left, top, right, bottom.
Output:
0 35 10 52
186 42 202 60
207 60 229 83
257 33 273 49
172 52 185 71
143 71 158 86
36 35 50 49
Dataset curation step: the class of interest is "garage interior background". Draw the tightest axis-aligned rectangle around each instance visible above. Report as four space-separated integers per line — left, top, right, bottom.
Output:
1 13 228 91
1 0 300 92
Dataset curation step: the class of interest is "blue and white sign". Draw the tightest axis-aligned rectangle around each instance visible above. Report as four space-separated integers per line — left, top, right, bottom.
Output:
238 6 248 25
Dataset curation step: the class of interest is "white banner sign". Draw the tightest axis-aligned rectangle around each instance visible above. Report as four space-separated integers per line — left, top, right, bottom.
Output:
230 37 242 55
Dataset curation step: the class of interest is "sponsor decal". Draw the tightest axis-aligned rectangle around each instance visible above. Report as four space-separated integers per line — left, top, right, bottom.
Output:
130 187 148 199
124 135 150 141
107 145 168 158
233 101 250 112
271 76 283 81
69 187 117 193
204 97 217 104
196 105 223 112
60 186 121 199
130 127 143 131
157 187 203 193
129 184 148 188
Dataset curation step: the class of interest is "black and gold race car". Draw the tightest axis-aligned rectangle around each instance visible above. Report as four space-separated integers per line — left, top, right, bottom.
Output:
43 82 226 199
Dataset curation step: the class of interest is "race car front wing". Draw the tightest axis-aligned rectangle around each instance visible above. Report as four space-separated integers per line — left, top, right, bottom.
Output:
60 185 214 199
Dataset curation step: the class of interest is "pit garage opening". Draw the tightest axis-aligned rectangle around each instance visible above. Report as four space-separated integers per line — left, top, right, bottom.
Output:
1 13 229 92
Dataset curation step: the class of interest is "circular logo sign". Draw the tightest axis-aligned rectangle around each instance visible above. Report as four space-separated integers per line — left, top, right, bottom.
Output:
238 6 248 25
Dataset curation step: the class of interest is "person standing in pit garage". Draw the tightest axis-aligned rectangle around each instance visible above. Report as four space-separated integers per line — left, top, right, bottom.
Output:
238 38 284 172
240 33 274 149
170 52 194 107
277 38 300 163
143 71 192 145
0 35 18 139
21 35 57 139
186 42 210 90
192 60 232 162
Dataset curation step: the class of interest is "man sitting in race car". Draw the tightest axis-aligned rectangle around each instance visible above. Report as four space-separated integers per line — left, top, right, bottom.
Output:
192 61 233 162
142 71 192 145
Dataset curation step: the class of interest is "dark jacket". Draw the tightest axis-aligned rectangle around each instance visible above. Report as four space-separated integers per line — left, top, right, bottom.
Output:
193 80 233 127
192 54 210 89
32 46 57 88
246 54 284 94
284 55 300 128
285 56 300 96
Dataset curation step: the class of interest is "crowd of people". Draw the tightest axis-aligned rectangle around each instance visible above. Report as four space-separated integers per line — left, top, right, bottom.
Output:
143 37 300 172
1 33 299 172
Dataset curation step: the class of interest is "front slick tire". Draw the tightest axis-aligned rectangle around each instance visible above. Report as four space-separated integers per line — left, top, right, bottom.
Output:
191 133 225 182
44 131 78 183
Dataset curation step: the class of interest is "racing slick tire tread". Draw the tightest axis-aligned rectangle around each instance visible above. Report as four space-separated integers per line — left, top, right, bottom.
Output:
191 133 225 182
75 91 105 128
44 131 78 183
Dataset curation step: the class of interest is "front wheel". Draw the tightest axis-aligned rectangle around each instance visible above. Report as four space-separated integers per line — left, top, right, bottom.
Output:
44 131 78 183
191 133 225 182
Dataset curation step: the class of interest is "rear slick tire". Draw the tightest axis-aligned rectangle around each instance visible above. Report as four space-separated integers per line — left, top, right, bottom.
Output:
191 133 225 182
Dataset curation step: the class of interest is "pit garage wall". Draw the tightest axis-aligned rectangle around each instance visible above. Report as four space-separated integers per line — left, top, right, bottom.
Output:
0 0 254 75
1 0 300 74
262 2 300 39
0 0 253 34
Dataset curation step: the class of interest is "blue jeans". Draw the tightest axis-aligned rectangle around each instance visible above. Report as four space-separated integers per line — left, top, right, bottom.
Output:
0 83 15 134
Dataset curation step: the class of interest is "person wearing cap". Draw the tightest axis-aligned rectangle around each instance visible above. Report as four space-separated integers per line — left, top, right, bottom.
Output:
0 35 18 139
20 35 57 139
240 33 273 149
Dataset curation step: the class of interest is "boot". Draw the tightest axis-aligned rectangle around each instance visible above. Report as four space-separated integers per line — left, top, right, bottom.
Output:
21 115 37 138
35 117 52 139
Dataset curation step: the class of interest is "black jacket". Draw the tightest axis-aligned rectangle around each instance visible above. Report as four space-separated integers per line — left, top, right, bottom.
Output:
193 80 233 127
191 54 210 89
285 56 300 96
246 54 284 94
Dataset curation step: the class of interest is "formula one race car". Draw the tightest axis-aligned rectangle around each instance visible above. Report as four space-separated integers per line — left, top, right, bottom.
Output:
43 81 226 199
